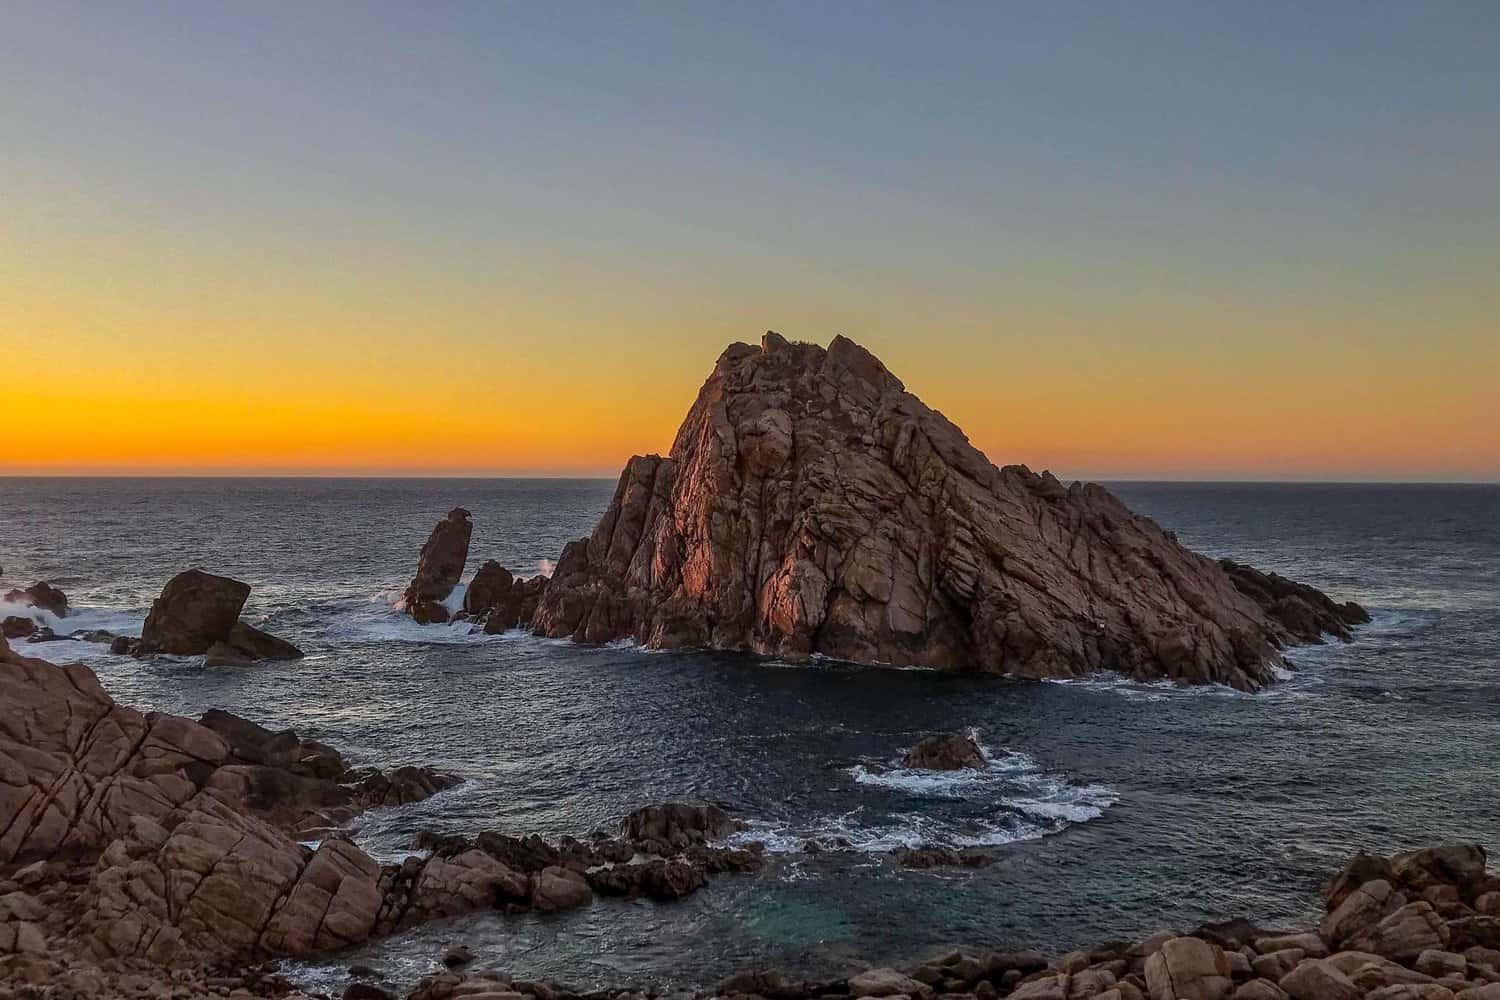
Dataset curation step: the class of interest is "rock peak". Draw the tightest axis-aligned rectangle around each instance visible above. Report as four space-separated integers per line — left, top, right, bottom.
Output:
532 332 1364 689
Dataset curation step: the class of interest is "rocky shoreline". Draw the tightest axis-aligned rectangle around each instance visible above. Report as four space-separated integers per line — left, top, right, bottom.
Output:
4 628 1496 1000
332 841 1500 1000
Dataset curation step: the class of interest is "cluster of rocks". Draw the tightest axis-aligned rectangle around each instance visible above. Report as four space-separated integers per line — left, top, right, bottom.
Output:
401 508 548 632
1 569 306 666
409 802 762 914
1 581 67 618
0 637 765 999
401 842 1500 1000
0 633 454 986
530 333 1367 691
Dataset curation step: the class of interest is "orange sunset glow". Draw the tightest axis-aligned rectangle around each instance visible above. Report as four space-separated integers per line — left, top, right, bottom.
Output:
3 3 1497 481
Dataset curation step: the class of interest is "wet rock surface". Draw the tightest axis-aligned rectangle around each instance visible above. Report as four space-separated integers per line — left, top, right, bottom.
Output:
531 334 1363 690
903 732 986 770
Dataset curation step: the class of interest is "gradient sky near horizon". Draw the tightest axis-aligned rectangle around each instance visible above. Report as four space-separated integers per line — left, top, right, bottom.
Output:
3 2 1497 480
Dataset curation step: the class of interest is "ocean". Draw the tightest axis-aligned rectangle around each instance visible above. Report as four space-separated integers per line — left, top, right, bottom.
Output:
1 478 1496 991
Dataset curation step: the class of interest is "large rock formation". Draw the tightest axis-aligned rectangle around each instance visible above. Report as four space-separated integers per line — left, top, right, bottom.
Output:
134 568 304 663
402 508 473 623
532 333 1366 690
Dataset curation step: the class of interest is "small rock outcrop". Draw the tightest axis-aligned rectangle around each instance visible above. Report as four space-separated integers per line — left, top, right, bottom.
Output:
1220 561 1370 643
1 616 34 639
903 732 987 770
402 508 473 623
412 801 761 909
2 581 68 617
532 333 1366 690
463 559 549 633
132 568 303 662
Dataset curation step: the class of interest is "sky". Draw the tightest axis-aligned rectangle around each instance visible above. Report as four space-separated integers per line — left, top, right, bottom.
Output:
2 1 1497 480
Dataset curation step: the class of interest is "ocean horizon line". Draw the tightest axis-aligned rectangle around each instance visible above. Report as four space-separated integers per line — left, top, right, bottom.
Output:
1 473 1496 486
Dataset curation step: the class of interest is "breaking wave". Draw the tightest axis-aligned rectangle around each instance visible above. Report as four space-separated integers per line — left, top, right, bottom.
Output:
735 735 1116 856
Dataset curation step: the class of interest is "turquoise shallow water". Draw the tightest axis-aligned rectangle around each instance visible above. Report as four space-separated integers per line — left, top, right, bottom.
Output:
1 479 1496 992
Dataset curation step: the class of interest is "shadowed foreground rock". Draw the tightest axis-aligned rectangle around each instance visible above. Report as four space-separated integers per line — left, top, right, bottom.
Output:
0 639 761 996
533 333 1366 690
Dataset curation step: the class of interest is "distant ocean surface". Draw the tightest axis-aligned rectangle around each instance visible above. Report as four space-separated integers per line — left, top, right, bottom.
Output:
2 479 1497 991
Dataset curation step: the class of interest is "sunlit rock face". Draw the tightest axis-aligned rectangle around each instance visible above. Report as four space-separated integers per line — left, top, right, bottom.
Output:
533 332 1363 690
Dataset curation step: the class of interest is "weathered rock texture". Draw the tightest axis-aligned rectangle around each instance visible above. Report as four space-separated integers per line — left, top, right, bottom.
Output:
402 508 473 623
134 568 303 663
533 333 1366 690
0 638 760 986
0 637 454 866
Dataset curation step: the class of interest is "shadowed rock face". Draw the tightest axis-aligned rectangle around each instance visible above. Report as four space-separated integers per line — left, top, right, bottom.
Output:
904 733 986 771
532 333 1364 690
140 569 250 654
403 508 473 623
133 568 303 662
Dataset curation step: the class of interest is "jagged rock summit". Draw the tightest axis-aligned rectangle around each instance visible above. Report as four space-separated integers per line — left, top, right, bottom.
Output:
533 332 1366 690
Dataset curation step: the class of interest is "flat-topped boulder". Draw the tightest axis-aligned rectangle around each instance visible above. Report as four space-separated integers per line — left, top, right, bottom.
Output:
532 333 1365 689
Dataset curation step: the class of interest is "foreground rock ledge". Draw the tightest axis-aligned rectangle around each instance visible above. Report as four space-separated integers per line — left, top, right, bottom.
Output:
0 637 761 998
533 332 1367 690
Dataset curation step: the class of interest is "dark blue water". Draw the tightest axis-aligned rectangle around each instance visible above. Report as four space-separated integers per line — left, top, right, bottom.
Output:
1 479 1496 991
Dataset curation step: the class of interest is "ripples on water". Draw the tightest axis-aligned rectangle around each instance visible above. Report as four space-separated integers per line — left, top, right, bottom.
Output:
0 479 1496 991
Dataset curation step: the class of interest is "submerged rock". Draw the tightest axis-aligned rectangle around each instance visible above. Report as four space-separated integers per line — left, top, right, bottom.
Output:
403 508 472 614
903 732 986 770
532 333 1364 689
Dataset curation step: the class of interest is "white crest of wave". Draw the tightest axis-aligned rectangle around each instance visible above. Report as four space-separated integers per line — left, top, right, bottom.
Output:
737 734 1117 857
536 559 555 577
